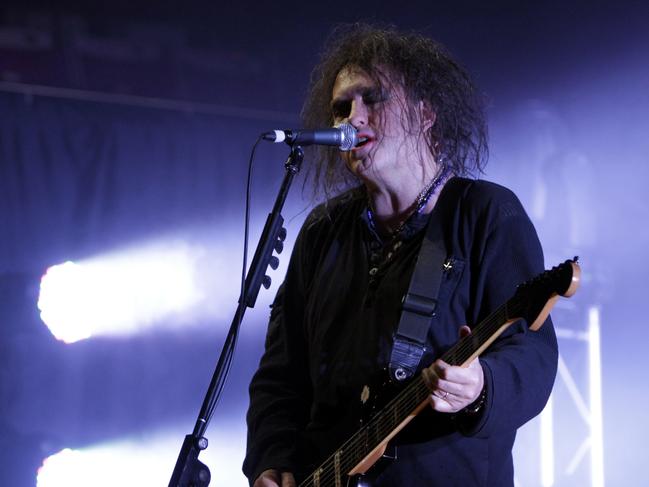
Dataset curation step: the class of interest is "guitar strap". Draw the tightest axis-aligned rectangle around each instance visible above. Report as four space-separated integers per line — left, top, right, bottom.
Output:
388 177 464 382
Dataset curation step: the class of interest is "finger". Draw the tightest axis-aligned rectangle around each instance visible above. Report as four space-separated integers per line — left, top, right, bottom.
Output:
281 472 296 487
423 365 465 397
254 477 279 487
422 368 449 402
433 359 479 386
433 360 467 385
254 470 281 487
421 366 439 390
428 388 457 413
423 367 458 411
427 361 473 400
459 325 472 338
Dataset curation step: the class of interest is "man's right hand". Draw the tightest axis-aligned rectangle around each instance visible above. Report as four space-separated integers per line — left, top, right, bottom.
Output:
253 469 296 487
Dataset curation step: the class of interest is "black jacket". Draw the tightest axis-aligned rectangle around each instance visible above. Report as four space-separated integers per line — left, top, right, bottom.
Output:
244 178 558 486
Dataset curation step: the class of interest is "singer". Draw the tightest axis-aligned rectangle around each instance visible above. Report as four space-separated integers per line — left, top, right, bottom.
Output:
244 25 558 487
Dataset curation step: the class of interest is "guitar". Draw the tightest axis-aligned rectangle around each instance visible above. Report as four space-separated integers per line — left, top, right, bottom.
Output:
298 258 581 487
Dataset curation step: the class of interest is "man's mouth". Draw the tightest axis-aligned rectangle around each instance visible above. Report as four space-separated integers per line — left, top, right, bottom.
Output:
354 134 374 150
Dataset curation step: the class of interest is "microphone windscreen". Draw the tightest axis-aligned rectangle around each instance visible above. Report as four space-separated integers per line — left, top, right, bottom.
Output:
336 123 358 151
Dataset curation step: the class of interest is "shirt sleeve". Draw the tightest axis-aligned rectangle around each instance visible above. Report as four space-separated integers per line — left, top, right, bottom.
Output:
242 216 316 484
456 184 559 438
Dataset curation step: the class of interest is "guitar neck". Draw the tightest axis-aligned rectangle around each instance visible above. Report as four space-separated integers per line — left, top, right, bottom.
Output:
298 258 579 487
299 297 523 487
442 298 523 367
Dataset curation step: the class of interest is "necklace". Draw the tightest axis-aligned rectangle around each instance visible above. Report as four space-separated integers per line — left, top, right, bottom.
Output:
366 164 450 239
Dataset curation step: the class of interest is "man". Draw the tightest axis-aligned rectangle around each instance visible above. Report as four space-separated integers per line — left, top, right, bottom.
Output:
243 25 558 486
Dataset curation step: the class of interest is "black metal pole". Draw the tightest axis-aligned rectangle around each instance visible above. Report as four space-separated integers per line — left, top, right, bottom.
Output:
168 145 304 487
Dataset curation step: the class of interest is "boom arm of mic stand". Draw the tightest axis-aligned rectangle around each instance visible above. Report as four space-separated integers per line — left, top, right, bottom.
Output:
168 146 304 487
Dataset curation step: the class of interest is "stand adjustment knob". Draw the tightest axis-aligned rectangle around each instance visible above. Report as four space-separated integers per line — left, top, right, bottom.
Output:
262 275 272 289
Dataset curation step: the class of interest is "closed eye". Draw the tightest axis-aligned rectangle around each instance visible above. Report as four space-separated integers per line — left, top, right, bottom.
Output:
330 88 387 121
362 88 387 106
331 100 351 120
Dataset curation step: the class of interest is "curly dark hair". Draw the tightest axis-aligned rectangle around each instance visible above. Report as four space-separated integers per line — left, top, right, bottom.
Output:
301 24 488 198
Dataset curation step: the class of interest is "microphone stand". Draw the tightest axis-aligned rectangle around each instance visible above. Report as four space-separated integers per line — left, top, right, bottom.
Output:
168 145 305 486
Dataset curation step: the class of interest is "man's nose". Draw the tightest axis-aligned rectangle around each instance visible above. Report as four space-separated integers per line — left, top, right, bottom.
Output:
348 99 368 128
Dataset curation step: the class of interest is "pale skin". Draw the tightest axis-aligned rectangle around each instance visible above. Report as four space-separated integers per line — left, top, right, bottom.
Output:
254 66 484 487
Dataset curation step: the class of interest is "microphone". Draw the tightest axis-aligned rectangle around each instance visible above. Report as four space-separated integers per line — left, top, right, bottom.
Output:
262 123 358 151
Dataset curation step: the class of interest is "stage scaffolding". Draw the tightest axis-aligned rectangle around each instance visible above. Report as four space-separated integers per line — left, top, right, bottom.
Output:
514 300 604 487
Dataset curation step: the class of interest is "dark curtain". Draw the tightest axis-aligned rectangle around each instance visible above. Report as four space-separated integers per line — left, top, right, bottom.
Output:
0 90 298 486
0 91 289 273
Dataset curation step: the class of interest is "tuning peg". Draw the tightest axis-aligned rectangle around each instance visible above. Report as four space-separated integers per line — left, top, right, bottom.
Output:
274 240 284 254
278 227 287 241
269 256 279 270
262 275 272 289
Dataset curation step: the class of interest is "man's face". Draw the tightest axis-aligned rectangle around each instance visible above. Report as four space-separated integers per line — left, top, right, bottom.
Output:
330 66 427 184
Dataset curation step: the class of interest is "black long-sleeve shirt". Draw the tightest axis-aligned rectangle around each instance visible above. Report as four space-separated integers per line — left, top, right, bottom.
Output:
244 177 558 486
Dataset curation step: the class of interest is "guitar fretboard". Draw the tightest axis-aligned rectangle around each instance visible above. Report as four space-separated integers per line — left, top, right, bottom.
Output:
299 297 523 487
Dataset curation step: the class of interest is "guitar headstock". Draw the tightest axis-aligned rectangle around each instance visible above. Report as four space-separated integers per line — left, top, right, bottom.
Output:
514 257 581 330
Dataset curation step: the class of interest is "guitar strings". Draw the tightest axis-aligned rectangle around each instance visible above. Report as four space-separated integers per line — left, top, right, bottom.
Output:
300 263 573 485
298 375 423 486
299 299 524 486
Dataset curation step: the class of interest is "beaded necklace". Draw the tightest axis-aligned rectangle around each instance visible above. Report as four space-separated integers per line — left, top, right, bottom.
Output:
366 164 450 240
365 165 450 286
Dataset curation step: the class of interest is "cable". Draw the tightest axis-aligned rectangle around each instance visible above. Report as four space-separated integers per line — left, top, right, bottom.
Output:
200 134 264 430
